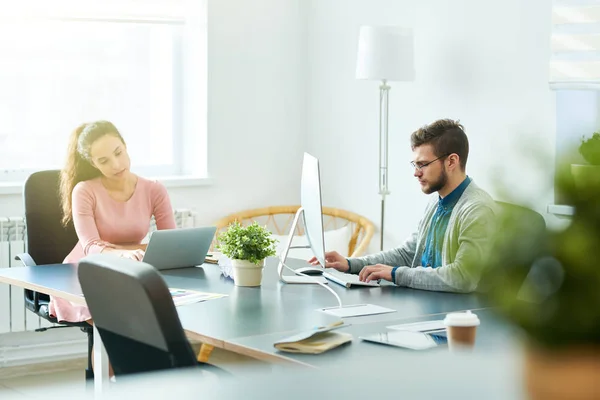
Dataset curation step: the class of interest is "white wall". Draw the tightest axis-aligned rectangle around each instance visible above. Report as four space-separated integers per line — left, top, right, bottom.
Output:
306 0 560 251
0 0 308 224
0 0 568 249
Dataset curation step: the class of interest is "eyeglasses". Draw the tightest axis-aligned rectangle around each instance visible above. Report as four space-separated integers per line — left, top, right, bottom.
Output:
410 154 450 171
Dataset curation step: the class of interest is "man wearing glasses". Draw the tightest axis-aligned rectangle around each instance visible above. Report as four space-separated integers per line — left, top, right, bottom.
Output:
310 119 496 293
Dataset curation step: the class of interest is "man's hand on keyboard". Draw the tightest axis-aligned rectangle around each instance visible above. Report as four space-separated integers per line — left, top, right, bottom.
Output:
359 264 393 283
308 251 349 272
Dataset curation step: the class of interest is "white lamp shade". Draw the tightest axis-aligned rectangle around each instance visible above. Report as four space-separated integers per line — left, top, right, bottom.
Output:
355 25 415 82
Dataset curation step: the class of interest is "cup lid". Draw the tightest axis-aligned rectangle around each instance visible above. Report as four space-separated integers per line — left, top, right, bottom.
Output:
443 310 480 327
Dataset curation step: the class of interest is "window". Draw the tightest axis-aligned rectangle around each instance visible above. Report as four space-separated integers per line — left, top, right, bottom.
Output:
551 1 600 89
0 0 207 182
550 1 600 211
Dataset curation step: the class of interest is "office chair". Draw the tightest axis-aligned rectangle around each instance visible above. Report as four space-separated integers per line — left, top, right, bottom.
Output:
77 254 229 377
15 170 94 382
494 201 547 255
481 201 549 291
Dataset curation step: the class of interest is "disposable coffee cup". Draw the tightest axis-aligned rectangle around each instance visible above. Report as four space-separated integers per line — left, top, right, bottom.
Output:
443 310 480 351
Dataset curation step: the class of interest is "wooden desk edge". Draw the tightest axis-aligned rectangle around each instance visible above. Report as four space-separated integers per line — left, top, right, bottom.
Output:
223 341 316 368
184 330 225 349
0 275 86 306
184 330 314 368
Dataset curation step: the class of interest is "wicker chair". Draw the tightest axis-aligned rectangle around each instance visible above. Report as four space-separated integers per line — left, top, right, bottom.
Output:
210 205 375 257
196 205 375 363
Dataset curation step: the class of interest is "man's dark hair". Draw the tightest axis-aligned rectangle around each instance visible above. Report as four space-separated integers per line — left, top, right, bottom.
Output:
410 119 469 171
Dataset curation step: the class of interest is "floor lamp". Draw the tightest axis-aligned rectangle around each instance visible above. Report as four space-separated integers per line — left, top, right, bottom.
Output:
355 26 415 251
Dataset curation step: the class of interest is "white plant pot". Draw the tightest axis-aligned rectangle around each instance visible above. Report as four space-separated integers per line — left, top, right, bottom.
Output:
231 259 264 287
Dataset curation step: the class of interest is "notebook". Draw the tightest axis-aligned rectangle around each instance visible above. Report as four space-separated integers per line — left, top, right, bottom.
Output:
273 321 352 354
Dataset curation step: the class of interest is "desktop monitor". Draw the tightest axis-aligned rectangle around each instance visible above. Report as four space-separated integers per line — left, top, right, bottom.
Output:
277 154 385 317
277 152 328 284
300 152 326 268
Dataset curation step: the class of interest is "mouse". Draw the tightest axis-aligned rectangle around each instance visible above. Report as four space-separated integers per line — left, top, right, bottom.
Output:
294 266 324 276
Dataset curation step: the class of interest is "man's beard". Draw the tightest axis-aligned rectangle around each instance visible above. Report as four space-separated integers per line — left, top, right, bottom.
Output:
423 168 448 195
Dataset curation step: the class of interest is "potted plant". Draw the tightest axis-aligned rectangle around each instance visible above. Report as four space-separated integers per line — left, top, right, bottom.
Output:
480 166 600 400
216 221 277 287
571 132 600 187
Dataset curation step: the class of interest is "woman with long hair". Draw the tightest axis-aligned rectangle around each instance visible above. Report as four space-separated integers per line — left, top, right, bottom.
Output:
50 120 176 323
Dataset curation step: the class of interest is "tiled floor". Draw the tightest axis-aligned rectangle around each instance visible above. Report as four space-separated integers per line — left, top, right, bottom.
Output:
0 346 272 399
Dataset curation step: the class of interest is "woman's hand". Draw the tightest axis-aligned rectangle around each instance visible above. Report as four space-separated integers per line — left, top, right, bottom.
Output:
100 244 145 261
119 249 145 261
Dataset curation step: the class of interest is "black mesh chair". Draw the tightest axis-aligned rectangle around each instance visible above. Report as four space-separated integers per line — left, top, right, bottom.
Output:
15 170 94 381
77 254 228 377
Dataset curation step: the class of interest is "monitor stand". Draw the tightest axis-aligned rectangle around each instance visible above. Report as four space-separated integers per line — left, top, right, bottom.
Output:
275 204 394 318
277 207 327 285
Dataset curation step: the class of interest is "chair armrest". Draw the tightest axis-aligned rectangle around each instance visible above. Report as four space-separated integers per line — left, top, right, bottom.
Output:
15 253 37 267
15 253 44 314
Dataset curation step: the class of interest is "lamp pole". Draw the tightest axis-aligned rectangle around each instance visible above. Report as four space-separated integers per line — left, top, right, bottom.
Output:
378 79 391 252
355 26 414 251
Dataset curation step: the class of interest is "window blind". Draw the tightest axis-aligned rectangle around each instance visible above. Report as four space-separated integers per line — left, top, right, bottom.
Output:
551 1 600 89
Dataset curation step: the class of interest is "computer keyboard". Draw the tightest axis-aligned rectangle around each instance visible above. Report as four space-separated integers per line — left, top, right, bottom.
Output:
323 270 381 288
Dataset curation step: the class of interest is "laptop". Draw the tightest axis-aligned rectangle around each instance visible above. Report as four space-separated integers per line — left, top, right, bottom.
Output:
142 226 217 270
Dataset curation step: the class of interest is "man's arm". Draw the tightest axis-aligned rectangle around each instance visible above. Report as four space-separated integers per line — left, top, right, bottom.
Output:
346 231 418 274
393 204 496 293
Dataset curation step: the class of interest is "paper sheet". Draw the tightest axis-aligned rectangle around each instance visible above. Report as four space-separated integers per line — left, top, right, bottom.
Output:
318 304 396 318
169 288 227 307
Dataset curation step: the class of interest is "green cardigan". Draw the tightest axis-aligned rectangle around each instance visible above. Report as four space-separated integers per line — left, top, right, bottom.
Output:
347 181 497 293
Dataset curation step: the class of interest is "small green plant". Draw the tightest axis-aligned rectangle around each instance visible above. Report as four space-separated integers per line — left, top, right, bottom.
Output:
217 221 278 265
579 132 600 165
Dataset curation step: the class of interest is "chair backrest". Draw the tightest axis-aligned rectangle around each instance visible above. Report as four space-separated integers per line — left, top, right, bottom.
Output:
482 201 549 289
23 170 79 265
78 254 198 376
495 201 546 240
212 205 375 257
494 201 547 255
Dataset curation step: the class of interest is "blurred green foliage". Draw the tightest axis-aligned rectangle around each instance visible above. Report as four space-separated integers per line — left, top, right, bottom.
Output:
481 162 600 348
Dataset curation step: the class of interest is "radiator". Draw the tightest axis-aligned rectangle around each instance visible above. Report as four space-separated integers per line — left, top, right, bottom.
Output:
0 209 197 334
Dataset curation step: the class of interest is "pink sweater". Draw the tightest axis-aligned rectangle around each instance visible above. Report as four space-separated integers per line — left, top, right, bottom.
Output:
49 176 176 322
